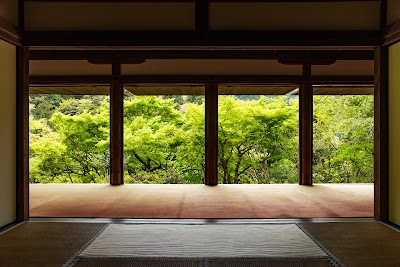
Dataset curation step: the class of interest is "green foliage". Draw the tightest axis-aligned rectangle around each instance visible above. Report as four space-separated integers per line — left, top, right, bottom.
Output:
29 92 373 184
217 96 299 184
30 94 71 119
313 95 374 183
30 95 110 183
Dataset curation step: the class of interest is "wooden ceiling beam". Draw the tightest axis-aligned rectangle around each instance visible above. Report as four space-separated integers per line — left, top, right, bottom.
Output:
278 57 336 65
384 19 400 46
23 0 381 2
380 0 387 31
310 75 374 84
29 50 374 61
29 74 373 85
25 30 381 47
0 16 22 46
195 0 209 32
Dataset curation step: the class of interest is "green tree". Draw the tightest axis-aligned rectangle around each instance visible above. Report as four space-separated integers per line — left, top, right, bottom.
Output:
123 95 191 183
217 96 298 184
29 92 373 185
313 95 373 183
30 96 110 183
175 101 205 183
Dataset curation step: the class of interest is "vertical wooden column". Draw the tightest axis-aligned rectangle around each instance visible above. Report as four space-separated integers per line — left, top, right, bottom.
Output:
299 64 313 185
195 0 209 32
374 47 389 222
16 47 29 221
110 63 124 185
18 0 25 31
205 83 218 185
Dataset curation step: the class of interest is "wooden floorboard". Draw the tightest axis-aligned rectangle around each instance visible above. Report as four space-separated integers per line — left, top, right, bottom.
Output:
29 184 373 218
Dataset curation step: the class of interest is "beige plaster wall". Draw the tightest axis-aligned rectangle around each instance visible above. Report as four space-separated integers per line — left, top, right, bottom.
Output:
0 39 16 227
389 42 400 225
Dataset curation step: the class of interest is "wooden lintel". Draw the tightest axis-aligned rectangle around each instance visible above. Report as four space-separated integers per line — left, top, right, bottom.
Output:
29 50 375 61
24 0 194 2
87 57 146 65
110 63 124 185
24 30 381 47
23 0 381 2
205 83 218 185
310 75 374 84
29 75 373 85
30 76 114 84
278 58 336 65
374 47 389 222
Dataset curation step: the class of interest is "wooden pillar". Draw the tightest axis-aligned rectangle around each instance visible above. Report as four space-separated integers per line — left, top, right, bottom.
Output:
205 83 218 185
299 64 313 185
16 47 29 221
110 63 124 185
195 0 209 32
374 47 389 222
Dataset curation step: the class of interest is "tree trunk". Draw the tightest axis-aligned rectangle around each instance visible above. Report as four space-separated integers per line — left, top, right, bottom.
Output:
234 154 243 184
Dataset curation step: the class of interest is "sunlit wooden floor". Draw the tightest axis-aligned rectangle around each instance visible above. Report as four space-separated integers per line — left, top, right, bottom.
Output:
30 184 373 218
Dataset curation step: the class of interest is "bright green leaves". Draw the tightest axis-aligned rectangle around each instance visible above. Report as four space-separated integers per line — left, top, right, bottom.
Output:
218 96 299 184
30 96 110 184
29 93 373 184
313 95 374 183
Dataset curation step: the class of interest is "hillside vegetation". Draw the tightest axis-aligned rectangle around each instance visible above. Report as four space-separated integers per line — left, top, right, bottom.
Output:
29 92 373 184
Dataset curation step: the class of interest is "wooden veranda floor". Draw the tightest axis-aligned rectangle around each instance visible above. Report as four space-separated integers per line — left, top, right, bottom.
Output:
29 184 373 218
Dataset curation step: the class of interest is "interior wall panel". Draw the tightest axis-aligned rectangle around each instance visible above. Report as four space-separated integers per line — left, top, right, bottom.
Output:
0 39 16 227
312 60 374 76
30 60 112 76
24 3 194 31
389 42 400 226
121 59 302 75
0 0 18 26
387 0 400 26
210 2 380 30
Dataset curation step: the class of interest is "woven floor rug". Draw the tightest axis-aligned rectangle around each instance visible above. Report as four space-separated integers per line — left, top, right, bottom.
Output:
66 224 344 267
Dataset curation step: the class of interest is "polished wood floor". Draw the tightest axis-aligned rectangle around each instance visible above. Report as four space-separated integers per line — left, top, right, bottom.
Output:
30 184 373 218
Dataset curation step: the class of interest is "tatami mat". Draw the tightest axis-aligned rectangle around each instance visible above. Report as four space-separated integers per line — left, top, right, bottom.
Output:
301 222 400 267
80 224 327 258
6 221 399 267
74 257 336 267
208 258 336 267
0 222 106 267
74 258 198 267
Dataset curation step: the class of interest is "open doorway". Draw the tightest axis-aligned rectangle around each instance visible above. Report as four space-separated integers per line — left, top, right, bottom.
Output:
28 82 373 219
123 85 205 184
217 85 299 184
